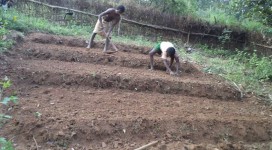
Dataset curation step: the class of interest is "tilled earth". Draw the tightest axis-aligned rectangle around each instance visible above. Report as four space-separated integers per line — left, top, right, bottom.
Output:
0 33 272 150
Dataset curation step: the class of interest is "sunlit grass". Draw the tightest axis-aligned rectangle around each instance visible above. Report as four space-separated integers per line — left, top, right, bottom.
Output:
196 8 272 34
179 45 272 102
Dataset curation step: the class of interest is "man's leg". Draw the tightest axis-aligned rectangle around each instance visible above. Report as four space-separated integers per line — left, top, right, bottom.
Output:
86 33 96 49
149 48 158 70
103 37 119 53
111 42 118 51
103 37 110 52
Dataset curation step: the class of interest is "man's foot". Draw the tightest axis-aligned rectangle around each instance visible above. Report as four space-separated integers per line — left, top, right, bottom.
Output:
103 50 117 54
170 71 176 76
112 45 119 52
86 42 94 49
86 44 93 49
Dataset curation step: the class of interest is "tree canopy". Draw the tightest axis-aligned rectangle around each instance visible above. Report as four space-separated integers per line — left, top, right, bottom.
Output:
228 0 272 26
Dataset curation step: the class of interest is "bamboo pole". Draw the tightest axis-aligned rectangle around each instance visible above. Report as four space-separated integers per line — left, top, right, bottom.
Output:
134 141 159 150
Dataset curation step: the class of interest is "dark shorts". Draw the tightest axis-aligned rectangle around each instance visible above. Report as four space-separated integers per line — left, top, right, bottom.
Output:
154 43 162 55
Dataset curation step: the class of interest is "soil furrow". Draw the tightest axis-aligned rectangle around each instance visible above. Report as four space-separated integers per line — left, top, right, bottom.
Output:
9 58 240 100
26 32 150 54
2 85 272 150
18 42 201 75
1 32 271 150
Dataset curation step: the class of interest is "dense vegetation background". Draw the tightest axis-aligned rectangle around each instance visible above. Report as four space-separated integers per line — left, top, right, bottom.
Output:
28 0 271 56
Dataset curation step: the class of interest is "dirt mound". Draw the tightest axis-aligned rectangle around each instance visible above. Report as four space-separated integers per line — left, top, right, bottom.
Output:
1 33 272 150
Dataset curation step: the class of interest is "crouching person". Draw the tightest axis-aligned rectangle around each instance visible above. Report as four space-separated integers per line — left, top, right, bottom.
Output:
149 41 181 76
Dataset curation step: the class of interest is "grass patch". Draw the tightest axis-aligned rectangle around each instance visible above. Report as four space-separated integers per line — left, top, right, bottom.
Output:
196 8 272 34
180 46 272 102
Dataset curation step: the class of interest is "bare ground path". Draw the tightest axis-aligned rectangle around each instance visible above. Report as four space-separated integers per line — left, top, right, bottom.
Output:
0 33 272 150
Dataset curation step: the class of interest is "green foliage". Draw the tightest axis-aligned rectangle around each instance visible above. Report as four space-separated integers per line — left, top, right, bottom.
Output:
197 8 239 27
34 112 42 118
113 35 154 47
1 96 18 106
196 1 272 33
197 44 234 57
0 79 11 89
187 46 272 101
112 0 197 15
218 29 232 45
228 0 272 26
0 77 17 150
0 77 18 121
232 51 272 82
0 137 14 150
0 9 15 52
3 9 90 36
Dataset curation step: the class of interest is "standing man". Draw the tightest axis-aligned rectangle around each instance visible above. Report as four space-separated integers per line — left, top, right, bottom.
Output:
87 5 125 53
149 41 181 76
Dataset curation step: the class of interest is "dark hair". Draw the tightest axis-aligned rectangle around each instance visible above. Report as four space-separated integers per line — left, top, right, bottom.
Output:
167 47 175 58
117 5 125 13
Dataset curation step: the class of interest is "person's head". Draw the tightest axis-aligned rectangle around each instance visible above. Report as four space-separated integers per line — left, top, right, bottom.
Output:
116 5 125 14
166 47 176 58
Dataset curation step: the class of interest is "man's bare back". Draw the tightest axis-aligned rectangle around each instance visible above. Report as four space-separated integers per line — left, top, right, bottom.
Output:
102 8 121 23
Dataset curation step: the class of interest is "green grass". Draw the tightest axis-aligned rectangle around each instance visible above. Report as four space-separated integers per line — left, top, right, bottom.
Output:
0 137 14 150
3 10 90 36
196 8 272 34
113 35 154 47
179 46 272 102
0 21 13 53
197 9 239 27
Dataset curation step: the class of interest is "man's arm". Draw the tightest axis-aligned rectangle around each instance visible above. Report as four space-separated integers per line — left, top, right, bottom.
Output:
106 18 120 38
174 55 180 73
163 59 175 75
169 57 174 68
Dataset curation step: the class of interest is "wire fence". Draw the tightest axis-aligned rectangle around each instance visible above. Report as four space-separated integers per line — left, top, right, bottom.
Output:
11 0 272 55
15 0 187 42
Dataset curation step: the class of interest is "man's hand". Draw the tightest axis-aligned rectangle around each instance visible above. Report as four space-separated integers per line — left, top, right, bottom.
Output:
175 70 182 76
170 71 176 76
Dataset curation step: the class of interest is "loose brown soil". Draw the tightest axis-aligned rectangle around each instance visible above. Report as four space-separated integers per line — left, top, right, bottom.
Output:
0 33 272 150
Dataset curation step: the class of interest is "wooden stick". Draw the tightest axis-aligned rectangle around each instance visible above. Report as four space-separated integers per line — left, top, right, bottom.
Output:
26 0 97 17
134 141 159 150
0 87 2 102
251 42 272 49
232 81 243 99
33 136 39 150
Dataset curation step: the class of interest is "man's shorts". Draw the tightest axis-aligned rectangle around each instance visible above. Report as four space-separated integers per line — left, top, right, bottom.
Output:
154 43 162 55
93 19 110 38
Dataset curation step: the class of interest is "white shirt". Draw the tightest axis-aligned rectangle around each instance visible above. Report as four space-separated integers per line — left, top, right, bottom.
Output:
160 42 175 59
